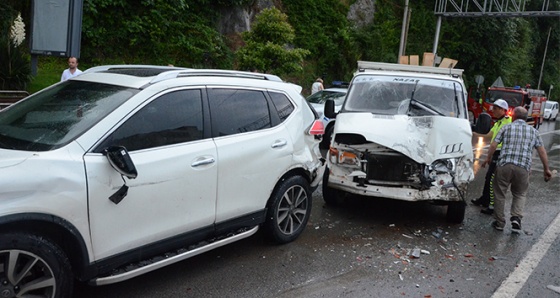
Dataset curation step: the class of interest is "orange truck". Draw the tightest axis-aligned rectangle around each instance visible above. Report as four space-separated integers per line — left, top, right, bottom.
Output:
468 85 547 129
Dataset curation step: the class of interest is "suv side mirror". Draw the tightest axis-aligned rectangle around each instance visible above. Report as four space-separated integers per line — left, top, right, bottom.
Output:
104 146 138 179
324 99 337 119
473 112 492 134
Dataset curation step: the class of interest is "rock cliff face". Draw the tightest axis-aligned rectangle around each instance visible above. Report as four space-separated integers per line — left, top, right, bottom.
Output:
347 0 375 28
217 0 375 37
217 0 276 36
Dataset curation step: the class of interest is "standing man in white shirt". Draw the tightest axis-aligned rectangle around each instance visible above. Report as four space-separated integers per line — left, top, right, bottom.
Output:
311 78 324 94
61 57 83 81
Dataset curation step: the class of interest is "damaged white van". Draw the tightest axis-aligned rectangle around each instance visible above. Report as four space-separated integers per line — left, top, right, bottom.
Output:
322 61 474 223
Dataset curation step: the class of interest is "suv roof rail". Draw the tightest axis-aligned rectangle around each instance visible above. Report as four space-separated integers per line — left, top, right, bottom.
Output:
84 65 283 84
165 70 283 83
84 65 185 74
357 61 464 77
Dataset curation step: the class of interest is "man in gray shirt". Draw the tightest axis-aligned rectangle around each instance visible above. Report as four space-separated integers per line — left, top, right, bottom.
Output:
483 107 552 233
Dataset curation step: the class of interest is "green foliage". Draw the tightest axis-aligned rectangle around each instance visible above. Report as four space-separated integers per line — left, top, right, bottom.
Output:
352 0 401 63
283 0 357 85
2 0 558 95
236 8 310 76
0 3 31 90
82 0 233 68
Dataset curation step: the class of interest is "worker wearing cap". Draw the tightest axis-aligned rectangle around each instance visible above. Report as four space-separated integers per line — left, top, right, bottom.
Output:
471 99 512 214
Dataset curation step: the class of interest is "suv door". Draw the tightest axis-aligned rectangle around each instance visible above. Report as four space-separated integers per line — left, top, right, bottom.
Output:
84 89 217 259
207 88 295 222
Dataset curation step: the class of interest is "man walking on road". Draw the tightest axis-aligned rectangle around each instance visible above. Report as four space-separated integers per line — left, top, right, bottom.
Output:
483 106 552 233
471 99 511 214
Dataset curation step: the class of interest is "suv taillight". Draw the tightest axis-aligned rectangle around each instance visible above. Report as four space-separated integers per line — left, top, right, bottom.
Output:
308 120 325 135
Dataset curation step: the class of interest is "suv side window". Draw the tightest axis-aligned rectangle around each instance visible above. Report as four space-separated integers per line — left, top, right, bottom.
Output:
96 89 204 152
269 92 295 122
208 88 271 136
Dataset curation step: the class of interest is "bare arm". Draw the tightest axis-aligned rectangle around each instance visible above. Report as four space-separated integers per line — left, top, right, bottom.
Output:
536 146 553 182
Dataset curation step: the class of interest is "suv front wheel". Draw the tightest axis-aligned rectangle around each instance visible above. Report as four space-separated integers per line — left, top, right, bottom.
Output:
264 176 312 244
0 233 73 298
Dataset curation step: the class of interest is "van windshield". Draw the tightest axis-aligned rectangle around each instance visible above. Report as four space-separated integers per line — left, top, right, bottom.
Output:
0 81 138 151
344 75 464 117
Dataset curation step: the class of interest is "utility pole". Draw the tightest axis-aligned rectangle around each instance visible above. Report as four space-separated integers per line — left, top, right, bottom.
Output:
398 0 410 62
537 27 552 90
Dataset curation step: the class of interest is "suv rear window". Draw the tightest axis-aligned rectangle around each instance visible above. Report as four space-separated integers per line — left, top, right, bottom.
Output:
208 88 272 136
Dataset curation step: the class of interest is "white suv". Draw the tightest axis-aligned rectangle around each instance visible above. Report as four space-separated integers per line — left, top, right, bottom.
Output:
0 66 324 297
323 62 474 223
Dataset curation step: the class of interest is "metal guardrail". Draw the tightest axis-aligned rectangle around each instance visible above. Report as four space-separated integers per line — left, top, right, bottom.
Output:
0 90 29 110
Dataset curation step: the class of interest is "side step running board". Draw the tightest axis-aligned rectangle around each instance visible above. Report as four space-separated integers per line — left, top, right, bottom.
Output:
92 226 259 286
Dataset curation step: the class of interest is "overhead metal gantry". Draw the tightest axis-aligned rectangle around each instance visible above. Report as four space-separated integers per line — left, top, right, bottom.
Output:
429 0 559 64
434 0 560 17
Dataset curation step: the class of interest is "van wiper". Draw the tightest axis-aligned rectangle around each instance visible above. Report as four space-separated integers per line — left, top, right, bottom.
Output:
406 81 419 116
406 81 444 116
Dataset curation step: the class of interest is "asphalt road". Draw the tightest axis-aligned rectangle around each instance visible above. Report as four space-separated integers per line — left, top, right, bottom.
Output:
75 119 560 298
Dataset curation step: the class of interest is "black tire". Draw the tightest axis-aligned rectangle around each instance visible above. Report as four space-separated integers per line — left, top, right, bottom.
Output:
319 125 334 149
0 233 73 298
264 176 312 244
322 166 343 206
446 201 466 223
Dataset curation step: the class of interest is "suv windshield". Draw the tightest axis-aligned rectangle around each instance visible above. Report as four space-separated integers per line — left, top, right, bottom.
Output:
0 81 138 151
344 75 463 117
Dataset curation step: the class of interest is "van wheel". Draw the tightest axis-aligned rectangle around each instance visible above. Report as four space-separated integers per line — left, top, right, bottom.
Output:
446 202 466 223
265 176 312 244
322 166 343 205
0 233 73 298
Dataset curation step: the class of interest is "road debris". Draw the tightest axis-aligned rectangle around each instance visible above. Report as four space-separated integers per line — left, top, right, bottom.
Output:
547 285 560 294
410 248 421 258
402 234 414 239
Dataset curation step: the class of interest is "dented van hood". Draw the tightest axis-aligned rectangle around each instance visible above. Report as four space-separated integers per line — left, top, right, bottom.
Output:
334 113 473 164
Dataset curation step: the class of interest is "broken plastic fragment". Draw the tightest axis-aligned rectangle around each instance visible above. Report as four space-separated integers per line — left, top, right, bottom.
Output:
410 248 421 258
421 249 430 255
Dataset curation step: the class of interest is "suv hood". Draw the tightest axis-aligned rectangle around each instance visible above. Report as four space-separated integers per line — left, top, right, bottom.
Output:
334 113 473 164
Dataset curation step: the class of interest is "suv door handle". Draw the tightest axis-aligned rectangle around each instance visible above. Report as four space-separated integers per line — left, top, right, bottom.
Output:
191 157 215 167
271 139 287 148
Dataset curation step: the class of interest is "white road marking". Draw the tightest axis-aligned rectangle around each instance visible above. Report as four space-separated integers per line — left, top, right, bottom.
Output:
491 211 560 298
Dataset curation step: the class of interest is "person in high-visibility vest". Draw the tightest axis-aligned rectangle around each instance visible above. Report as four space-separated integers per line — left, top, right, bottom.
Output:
471 99 512 214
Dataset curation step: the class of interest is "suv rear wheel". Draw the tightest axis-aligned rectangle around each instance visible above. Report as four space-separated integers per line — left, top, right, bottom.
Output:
0 233 73 298
264 176 312 244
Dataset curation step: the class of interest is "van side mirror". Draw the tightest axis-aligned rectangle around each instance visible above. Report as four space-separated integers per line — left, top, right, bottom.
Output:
104 146 138 179
324 99 337 119
473 112 492 134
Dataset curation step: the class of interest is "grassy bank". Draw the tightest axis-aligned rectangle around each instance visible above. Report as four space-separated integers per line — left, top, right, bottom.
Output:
27 57 72 94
